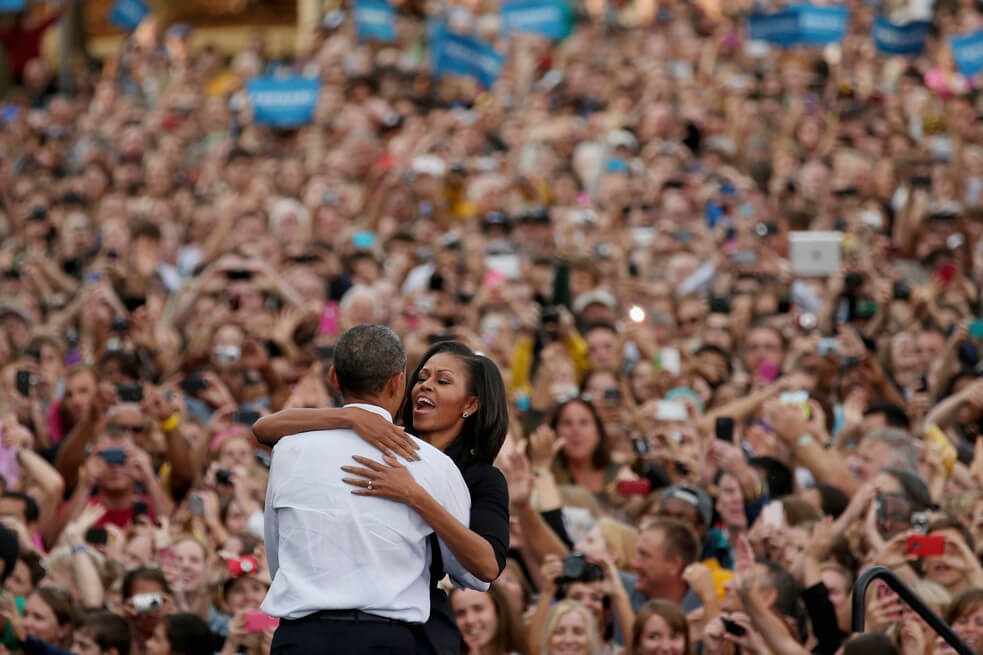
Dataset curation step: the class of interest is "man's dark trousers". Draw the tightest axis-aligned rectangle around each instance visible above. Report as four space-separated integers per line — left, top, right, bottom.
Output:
270 610 416 654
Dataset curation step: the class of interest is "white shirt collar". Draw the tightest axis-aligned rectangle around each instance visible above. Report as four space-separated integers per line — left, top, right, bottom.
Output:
343 403 394 423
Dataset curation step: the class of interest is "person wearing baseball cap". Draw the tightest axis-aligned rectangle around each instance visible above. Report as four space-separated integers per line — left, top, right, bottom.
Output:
658 485 713 536
657 485 734 598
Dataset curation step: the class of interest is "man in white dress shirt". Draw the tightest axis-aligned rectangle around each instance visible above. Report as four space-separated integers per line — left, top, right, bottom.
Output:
261 324 486 654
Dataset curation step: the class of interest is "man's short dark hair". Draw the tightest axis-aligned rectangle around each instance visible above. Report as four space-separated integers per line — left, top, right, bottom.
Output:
164 613 213 655
131 219 162 242
647 518 700 567
79 611 132 655
1 492 39 523
863 401 911 430
121 566 170 600
333 325 406 397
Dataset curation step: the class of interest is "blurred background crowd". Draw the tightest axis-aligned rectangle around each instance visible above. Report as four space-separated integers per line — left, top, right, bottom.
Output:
4 0 983 653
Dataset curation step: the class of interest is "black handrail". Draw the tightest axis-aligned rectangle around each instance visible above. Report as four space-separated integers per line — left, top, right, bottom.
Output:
852 566 976 655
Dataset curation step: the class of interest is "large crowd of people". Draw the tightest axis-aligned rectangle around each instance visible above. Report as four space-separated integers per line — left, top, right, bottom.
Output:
2 0 983 652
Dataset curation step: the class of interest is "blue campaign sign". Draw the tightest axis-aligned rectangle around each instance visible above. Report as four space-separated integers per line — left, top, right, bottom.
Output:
748 10 800 47
748 5 848 48
501 0 573 41
0 0 26 12
430 25 504 88
354 0 396 43
109 0 150 31
793 4 849 45
952 30 983 77
872 17 930 55
246 77 321 128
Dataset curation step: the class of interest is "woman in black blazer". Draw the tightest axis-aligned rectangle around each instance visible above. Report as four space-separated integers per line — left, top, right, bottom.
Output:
254 341 511 654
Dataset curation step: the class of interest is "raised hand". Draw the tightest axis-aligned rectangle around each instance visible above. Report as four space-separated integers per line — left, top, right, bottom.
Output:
141 385 173 424
349 407 419 462
865 583 904 632
199 372 236 409
497 438 533 509
720 612 768 654
683 562 718 603
342 454 423 504
528 425 564 471
0 415 33 450
64 504 107 547
539 554 564 595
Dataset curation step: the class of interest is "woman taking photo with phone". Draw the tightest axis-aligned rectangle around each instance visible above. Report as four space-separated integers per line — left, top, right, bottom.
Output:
253 340 511 654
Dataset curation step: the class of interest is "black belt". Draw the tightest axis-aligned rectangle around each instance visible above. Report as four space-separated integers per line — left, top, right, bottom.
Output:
288 609 409 625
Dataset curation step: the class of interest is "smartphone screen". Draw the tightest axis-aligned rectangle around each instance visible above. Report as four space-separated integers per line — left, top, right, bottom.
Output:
761 501 784 529
655 400 687 421
319 302 340 336
132 501 149 519
659 348 681 375
484 254 521 281
715 417 734 443
756 361 780 383
906 534 945 557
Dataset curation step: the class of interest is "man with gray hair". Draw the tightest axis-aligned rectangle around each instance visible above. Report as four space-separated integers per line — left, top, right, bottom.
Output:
260 325 486 654
765 403 918 498
851 427 919 483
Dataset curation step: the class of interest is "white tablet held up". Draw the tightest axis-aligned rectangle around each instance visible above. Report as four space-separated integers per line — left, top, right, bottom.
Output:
789 231 844 277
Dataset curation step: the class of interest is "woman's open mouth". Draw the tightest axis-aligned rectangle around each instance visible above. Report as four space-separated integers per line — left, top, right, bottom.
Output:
413 396 436 414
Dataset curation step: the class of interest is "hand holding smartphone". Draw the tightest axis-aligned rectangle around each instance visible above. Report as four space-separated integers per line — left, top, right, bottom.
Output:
761 501 784 529
244 610 280 632
715 417 734 443
906 534 945 557
721 617 747 637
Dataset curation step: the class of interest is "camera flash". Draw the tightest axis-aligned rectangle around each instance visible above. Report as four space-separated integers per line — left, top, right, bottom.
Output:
629 305 646 323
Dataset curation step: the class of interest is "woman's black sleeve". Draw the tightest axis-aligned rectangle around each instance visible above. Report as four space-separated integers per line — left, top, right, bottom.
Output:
802 582 846 655
464 464 511 574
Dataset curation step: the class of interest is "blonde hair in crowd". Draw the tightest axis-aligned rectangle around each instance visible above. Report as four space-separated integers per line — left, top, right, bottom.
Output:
540 600 602 655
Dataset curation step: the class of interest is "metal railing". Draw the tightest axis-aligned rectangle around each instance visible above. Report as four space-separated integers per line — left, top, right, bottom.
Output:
852 566 976 655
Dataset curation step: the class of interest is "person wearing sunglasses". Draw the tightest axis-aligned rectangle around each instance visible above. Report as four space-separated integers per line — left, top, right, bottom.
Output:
59 426 173 530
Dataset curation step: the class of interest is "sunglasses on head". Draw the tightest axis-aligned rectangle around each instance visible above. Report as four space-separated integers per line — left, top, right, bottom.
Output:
106 423 147 435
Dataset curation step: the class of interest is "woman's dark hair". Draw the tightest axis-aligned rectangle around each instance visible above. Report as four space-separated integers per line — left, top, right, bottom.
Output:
164 613 214 655
549 398 611 470
450 585 526 655
842 632 898 655
34 588 79 643
578 368 621 396
121 566 171 600
815 484 850 519
19 551 45 589
400 341 509 469
781 496 821 527
632 599 691 655
928 515 977 553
